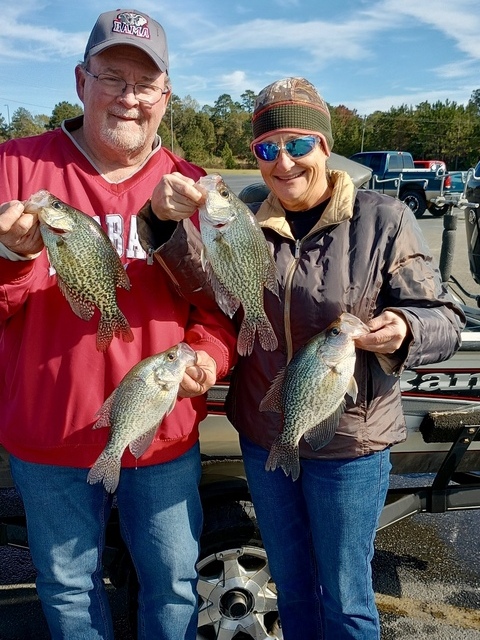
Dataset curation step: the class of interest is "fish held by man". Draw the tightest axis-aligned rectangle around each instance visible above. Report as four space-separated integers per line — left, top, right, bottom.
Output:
24 189 133 352
197 174 279 356
87 342 197 493
260 312 370 481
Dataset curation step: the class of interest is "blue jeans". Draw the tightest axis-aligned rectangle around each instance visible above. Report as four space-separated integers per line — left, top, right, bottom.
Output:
10 443 202 640
240 436 391 640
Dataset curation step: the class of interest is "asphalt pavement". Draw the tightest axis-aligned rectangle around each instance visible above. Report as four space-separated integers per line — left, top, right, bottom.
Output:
1 176 480 639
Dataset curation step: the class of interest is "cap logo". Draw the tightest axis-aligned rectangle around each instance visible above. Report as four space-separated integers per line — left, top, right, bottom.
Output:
112 12 150 40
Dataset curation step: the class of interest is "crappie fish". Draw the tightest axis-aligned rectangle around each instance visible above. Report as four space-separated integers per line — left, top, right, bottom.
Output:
24 190 133 352
197 174 279 356
87 342 197 493
260 312 370 481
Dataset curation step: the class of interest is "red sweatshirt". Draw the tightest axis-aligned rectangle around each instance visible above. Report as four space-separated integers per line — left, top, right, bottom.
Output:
0 117 237 468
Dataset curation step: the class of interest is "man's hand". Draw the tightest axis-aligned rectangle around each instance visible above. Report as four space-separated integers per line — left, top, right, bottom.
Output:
150 172 205 222
178 349 217 398
0 200 43 256
355 310 411 354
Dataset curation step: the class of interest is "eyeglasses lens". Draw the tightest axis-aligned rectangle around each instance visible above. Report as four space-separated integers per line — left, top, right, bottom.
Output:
253 136 318 162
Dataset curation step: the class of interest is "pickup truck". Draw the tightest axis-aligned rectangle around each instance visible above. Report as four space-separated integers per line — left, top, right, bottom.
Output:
349 150 450 218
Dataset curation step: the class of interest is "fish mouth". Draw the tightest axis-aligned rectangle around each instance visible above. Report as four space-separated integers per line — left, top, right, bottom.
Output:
24 190 50 214
181 343 198 365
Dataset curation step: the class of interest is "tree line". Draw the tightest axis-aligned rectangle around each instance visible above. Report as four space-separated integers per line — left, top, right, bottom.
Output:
2 88 480 171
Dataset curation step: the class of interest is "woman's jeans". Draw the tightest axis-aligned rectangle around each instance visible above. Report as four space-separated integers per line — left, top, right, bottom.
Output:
240 436 391 640
10 443 202 640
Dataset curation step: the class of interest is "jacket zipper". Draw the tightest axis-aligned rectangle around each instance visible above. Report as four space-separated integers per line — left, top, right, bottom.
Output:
283 238 302 362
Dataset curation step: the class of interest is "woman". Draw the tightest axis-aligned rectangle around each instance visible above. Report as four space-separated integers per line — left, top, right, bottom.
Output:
140 77 465 639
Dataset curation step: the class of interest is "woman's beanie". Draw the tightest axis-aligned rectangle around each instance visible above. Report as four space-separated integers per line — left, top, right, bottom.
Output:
252 77 334 152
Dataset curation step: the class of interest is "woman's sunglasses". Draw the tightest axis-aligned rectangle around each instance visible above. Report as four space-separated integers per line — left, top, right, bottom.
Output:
252 135 320 162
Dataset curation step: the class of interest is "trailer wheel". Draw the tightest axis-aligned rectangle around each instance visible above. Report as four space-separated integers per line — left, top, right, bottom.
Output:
401 190 427 218
126 499 282 639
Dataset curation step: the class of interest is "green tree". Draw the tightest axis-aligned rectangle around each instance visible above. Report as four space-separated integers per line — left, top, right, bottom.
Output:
10 107 45 138
0 114 9 142
222 142 236 169
47 101 83 130
181 126 211 166
330 105 363 157
240 89 256 113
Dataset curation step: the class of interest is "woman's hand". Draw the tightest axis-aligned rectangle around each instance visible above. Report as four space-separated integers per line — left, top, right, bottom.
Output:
355 310 411 354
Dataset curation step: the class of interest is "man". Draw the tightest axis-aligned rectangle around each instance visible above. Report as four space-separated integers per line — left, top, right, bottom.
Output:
0 9 236 639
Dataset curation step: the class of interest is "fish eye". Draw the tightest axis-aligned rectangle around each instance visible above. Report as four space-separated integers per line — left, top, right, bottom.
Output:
330 327 341 336
52 200 64 210
167 351 176 361
219 188 229 199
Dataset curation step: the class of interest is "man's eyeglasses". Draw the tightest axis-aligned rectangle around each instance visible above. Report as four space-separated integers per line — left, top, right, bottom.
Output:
84 69 169 105
252 135 320 162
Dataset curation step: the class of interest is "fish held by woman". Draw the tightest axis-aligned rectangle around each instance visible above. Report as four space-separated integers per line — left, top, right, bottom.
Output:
87 342 197 493
260 312 370 481
24 189 133 352
197 174 279 356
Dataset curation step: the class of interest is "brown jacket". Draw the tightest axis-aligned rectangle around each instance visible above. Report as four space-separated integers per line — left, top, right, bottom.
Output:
141 170 465 459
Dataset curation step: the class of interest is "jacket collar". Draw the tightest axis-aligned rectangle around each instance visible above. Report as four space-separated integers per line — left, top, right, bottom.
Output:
256 170 356 238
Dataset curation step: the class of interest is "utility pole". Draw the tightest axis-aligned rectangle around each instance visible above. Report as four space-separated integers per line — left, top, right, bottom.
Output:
361 115 367 152
4 104 10 127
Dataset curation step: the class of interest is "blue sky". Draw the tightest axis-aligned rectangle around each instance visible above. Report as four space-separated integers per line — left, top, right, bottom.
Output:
1 0 480 124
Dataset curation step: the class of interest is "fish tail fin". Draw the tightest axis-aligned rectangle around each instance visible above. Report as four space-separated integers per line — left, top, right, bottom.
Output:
237 318 257 356
87 452 121 493
97 311 134 352
237 315 278 356
257 316 278 352
265 438 301 481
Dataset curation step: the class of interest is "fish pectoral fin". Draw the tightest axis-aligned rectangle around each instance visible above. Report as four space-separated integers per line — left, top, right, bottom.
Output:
129 426 158 459
259 368 286 413
200 247 207 271
57 277 95 321
303 402 345 451
346 376 359 403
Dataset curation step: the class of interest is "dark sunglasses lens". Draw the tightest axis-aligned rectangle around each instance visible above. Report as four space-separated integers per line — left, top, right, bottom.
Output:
285 137 317 158
254 142 279 162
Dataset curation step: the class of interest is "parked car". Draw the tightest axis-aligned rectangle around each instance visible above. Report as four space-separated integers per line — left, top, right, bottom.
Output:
414 159 447 172
447 170 468 194
349 150 449 218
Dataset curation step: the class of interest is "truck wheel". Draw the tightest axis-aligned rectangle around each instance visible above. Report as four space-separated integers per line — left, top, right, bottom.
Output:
429 204 449 217
126 499 282 640
401 190 427 219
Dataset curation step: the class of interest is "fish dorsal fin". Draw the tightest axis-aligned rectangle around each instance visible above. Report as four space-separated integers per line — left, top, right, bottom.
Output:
259 368 286 413
57 276 95 321
129 426 158 459
303 401 345 451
